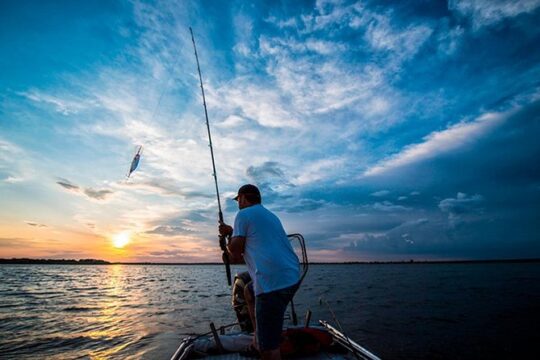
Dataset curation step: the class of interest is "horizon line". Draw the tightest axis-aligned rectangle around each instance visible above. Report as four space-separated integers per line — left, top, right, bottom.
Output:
1 258 539 265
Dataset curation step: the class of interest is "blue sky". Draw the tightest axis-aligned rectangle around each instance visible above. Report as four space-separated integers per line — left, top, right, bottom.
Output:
1 0 539 262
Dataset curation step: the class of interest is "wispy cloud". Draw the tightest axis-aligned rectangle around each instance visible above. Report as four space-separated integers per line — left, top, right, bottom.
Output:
361 13 433 61
294 158 346 186
363 110 510 177
0 139 33 183
449 0 540 30
18 89 95 115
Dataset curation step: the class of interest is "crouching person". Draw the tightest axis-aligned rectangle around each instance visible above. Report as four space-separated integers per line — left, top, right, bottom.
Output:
219 184 300 360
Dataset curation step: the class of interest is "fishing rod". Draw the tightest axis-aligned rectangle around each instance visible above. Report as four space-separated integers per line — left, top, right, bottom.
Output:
189 27 232 286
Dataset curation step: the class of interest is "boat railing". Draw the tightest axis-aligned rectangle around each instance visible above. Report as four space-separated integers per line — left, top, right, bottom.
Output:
287 233 308 326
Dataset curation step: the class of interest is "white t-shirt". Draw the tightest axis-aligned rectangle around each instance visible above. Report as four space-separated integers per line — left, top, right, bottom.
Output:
232 204 300 296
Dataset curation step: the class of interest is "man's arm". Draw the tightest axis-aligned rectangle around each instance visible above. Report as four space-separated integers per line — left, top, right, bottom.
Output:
219 223 246 264
227 236 246 264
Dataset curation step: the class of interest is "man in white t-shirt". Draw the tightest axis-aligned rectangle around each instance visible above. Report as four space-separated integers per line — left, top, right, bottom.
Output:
219 184 300 360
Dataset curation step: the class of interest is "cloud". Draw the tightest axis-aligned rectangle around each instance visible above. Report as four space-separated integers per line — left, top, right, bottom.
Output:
438 192 484 227
115 178 213 198
208 82 302 129
300 0 433 63
18 89 95 115
436 22 465 56
146 225 195 236
0 237 27 247
215 115 247 129
24 221 48 228
83 188 114 200
0 139 32 183
363 110 510 177
294 158 346 186
264 15 297 29
246 161 286 182
371 190 390 197
343 218 435 255
56 178 114 201
141 210 212 239
148 249 188 257
370 201 411 212
56 178 80 191
257 35 393 119
449 0 540 30
274 198 327 213
362 13 433 60
221 1 434 141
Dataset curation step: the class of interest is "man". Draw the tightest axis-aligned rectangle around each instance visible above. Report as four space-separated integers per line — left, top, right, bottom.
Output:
219 184 300 360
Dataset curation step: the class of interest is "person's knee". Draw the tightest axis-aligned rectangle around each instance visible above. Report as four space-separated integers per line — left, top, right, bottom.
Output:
261 348 281 360
244 285 254 304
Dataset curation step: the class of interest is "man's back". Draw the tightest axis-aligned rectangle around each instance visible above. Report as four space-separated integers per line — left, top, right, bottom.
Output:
232 204 300 295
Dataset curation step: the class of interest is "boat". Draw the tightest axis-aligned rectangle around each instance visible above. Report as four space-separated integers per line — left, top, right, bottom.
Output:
169 234 381 360
169 319 381 360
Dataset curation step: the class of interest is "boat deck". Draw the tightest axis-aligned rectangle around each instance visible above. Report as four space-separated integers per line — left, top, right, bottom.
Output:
194 352 356 360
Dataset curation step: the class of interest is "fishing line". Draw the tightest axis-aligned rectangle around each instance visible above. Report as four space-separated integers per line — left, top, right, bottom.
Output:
319 297 362 360
122 41 185 183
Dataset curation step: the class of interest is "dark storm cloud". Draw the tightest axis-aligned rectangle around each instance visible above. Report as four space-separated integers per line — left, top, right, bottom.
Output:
295 99 540 259
344 218 438 255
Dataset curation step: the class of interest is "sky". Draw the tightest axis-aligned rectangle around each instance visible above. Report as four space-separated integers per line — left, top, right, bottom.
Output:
1 0 539 262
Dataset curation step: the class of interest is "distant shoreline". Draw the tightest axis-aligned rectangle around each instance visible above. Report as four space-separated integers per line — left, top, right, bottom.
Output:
1 258 539 265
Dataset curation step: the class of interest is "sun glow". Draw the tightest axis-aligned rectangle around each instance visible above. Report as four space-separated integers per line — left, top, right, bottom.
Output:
112 232 130 249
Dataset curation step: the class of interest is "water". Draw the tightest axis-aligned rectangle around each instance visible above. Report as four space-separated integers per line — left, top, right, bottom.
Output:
1 263 539 359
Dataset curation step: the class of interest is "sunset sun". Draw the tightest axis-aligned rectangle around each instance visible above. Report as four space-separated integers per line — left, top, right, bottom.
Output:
112 232 130 249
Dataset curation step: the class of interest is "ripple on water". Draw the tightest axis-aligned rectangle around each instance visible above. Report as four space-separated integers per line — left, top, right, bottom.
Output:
62 305 100 312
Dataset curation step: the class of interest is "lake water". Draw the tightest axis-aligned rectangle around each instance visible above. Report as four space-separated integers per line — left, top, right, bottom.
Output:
1 263 539 359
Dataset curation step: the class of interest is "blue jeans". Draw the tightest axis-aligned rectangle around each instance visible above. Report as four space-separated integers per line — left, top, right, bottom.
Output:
255 282 299 351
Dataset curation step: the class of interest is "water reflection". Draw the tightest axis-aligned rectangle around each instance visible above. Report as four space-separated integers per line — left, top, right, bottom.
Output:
0 265 156 359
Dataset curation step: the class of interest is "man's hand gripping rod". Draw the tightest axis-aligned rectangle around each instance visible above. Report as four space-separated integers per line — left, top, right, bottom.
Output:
218 213 232 286
190 27 232 286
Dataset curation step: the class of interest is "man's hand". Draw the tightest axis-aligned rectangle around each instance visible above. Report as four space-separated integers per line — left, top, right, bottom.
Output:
219 223 233 237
